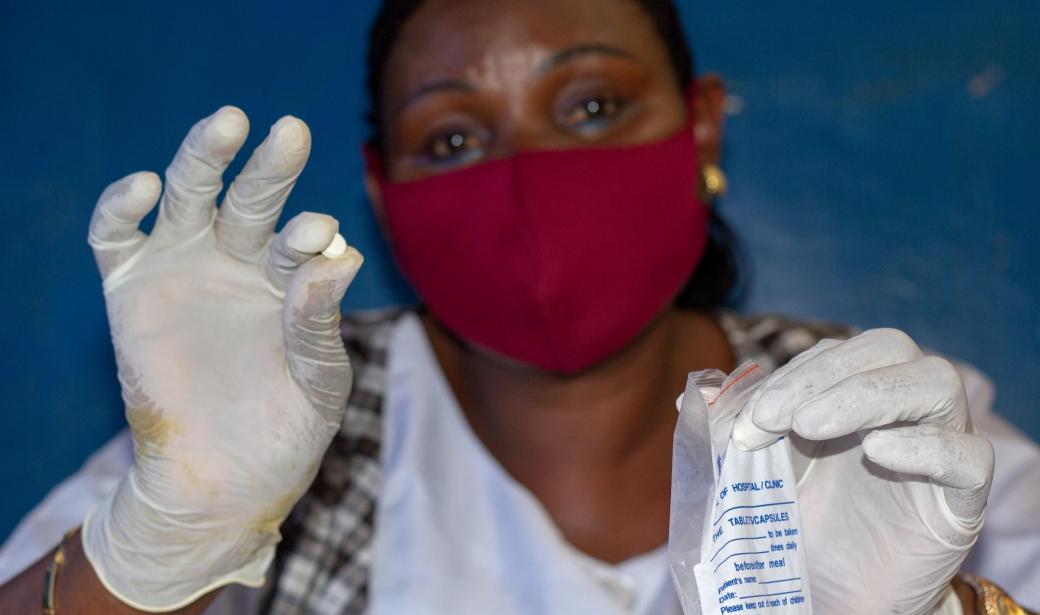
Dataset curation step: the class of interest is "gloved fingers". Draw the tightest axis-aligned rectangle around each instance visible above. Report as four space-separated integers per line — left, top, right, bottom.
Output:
154 106 249 241
862 424 994 521
730 339 841 449
88 171 162 279
217 116 311 260
282 241 363 423
732 329 923 451
790 355 969 441
264 211 339 294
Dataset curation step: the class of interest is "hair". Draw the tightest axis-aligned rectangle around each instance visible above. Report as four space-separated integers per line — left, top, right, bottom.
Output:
365 0 747 310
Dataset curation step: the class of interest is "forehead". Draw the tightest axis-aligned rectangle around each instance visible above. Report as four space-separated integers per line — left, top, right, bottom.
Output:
382 0 669 96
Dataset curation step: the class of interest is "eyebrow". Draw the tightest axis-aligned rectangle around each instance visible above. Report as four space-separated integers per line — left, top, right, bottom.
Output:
533 43 640 77
395 43 639 117
395 78 477 118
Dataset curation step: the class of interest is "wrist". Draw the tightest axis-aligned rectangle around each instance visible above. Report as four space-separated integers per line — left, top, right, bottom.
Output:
82 472 277 612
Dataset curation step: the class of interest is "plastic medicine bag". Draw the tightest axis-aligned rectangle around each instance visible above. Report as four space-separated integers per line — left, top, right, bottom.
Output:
668 361 813 615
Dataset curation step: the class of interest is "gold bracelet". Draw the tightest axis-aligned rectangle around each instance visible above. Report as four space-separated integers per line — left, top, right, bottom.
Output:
42 527 78 615
958 572 1037 615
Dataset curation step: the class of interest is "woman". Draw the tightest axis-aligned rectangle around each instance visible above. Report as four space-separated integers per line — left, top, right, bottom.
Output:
0 0 1037 613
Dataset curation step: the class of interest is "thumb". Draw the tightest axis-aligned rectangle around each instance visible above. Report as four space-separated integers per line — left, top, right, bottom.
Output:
283 245 364 422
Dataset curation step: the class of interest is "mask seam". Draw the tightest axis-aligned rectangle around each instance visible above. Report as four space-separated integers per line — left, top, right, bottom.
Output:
511 154 560 370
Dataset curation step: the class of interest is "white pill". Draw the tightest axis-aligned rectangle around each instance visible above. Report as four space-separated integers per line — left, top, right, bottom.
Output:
322 233 348 258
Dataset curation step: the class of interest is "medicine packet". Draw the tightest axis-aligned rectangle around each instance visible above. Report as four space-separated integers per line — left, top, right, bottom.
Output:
668 361 813 615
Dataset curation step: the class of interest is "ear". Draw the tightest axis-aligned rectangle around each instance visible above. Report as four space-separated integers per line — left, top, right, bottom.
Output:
691 73 726 166
363 168 394 246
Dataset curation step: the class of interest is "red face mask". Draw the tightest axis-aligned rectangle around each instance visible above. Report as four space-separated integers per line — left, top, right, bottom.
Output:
365 119 709 374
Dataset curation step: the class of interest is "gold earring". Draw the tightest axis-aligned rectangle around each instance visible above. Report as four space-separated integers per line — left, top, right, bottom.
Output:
699 164 728 200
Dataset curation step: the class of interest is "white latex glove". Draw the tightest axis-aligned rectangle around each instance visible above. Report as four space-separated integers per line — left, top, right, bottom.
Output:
82 106 363 611
731 329 993 615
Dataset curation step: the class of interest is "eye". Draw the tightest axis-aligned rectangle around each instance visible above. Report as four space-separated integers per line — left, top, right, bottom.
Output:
423 129 484 165
560 95 626 133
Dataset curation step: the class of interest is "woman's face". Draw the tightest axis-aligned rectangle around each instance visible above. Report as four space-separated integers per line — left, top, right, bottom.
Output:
374 0 724 184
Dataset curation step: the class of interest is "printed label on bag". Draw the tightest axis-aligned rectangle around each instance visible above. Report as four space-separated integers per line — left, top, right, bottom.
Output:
693 436 813 614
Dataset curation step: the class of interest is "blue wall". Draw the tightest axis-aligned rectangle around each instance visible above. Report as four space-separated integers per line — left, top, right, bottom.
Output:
1 1 1036 542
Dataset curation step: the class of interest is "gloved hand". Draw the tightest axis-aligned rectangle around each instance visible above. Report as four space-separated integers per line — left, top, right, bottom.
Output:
81 106 363 611
731 328 994 614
